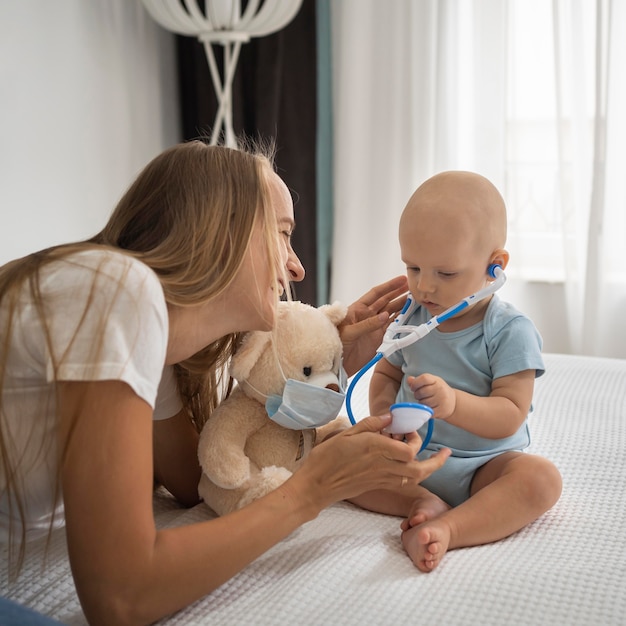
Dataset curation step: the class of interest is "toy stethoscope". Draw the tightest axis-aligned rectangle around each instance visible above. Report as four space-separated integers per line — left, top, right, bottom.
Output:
345 264 506 451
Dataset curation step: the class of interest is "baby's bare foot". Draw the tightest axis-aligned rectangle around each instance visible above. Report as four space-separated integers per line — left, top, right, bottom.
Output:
401 520 451 573
403 491 450 529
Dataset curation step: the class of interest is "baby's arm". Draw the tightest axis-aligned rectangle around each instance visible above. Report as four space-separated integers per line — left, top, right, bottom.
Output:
408 369 536 439
369 357 403 416
350 358 421 516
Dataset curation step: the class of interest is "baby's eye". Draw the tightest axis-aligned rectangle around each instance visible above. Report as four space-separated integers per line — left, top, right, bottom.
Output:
439 272 457 278
303 366 312 377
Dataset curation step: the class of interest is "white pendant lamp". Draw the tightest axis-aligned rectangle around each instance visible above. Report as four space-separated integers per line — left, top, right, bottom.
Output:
142 0 304 147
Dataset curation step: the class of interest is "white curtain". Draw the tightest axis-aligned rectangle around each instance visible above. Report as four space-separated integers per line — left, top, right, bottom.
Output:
330 0 626 358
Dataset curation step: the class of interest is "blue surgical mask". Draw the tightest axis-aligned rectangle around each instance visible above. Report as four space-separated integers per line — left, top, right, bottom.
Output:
265 368 347 429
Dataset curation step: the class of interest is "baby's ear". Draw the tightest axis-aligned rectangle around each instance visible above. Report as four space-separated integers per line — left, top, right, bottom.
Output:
230 330 272 381
490 248 510 271
319 301 348 327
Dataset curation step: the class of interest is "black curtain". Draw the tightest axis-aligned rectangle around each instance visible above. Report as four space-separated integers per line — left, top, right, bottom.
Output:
176 0 319 305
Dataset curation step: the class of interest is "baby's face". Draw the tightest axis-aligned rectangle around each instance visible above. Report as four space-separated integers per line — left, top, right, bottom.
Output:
400 216 491 320
399 172 505 324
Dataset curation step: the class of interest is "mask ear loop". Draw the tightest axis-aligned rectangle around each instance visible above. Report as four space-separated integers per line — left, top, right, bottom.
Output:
270 336 289 385
240 378 269 399
242 337 289 399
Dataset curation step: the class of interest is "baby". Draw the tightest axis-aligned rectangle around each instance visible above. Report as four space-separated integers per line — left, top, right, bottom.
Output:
362 171 562 572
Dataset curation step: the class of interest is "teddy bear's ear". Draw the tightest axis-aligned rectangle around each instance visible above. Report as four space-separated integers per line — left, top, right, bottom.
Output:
230 330 273 381
319 300 348 327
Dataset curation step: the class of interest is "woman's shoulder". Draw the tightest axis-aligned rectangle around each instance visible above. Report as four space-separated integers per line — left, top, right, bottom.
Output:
57 247 158 284
5 246 169 406
41 247 164 306
34 247 168 346
40 248 169 397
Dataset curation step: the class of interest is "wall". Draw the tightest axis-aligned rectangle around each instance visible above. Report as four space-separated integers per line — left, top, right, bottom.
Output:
0 1 180 265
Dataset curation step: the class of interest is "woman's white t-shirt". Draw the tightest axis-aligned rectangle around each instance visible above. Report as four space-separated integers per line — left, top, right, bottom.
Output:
0 249 182 541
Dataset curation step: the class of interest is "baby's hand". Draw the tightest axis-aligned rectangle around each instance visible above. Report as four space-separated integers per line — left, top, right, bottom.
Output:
407 373 456 420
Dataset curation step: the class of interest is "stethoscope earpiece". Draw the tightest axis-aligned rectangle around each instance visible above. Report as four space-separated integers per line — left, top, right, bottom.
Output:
487 263 503 279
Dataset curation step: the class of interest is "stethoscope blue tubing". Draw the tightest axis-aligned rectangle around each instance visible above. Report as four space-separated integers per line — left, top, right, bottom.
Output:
345 351 433 453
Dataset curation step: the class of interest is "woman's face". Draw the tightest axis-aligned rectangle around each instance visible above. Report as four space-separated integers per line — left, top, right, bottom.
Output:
269 172 305 284
233 172 305 331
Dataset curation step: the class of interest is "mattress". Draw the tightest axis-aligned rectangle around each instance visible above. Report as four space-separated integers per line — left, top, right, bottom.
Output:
2 353 626 625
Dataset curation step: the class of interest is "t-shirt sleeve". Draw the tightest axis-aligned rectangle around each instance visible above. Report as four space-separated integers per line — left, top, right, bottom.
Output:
42 251 169 410
153 365 184 420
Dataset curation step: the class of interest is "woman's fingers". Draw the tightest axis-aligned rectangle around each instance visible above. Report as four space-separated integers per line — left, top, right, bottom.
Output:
312 416 450 497
343 276 408 328
340 312 390 343
344 413 393 433
339 276 410 376
357 275 408 311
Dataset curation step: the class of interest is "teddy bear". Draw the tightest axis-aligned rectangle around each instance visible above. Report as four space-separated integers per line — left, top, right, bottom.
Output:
197 299 350 516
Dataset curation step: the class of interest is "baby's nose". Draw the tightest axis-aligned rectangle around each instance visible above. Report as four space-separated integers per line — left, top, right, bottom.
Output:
417 276 435 293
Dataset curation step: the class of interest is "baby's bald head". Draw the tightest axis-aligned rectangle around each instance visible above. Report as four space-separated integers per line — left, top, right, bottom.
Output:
400 171 507 255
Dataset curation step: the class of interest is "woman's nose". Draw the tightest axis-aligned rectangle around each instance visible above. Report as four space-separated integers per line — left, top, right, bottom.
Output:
287 251 305 282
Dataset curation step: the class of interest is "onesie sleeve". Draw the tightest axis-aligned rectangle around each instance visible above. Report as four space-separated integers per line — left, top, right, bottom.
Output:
385 347 406 369
487 308 545 380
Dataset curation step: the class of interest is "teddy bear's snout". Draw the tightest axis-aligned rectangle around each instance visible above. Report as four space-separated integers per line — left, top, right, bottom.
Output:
307 371 340 390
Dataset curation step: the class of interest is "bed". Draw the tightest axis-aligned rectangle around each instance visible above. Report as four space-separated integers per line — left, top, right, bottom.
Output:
2 352 626 625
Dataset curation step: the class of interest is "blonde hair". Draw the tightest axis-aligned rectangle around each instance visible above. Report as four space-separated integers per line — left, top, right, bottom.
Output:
92 139 284 430
0 139 284 576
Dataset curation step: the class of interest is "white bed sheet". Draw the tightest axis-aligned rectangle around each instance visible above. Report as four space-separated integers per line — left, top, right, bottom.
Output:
2 353 626 625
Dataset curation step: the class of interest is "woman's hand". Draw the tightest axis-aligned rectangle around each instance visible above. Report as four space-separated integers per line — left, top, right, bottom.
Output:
291 414 450 511
339 276 408 376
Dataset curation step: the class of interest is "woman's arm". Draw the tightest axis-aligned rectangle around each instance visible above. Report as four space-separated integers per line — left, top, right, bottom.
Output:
60 380 313 625
59 380 448 626
153 409 201 507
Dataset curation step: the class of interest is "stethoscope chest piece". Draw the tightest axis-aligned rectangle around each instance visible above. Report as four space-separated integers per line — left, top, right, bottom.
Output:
385 402 433 435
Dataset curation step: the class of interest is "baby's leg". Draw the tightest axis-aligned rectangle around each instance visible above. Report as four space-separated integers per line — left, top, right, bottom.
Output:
402 452 562 573
403 486 450 528
349 484 448 520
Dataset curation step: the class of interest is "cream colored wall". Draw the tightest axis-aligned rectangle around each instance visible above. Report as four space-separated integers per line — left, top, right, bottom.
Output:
0 1 180 265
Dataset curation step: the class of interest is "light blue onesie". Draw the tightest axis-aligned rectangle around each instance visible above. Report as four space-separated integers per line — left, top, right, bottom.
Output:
385 295 544 507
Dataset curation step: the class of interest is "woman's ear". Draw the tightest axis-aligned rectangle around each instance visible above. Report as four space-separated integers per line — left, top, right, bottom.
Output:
490 248 510 272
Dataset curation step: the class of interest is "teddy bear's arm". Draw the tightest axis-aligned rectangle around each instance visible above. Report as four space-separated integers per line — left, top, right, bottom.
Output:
197 391 267 489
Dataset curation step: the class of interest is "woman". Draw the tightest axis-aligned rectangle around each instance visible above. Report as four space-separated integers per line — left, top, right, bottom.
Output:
0 141 449 625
